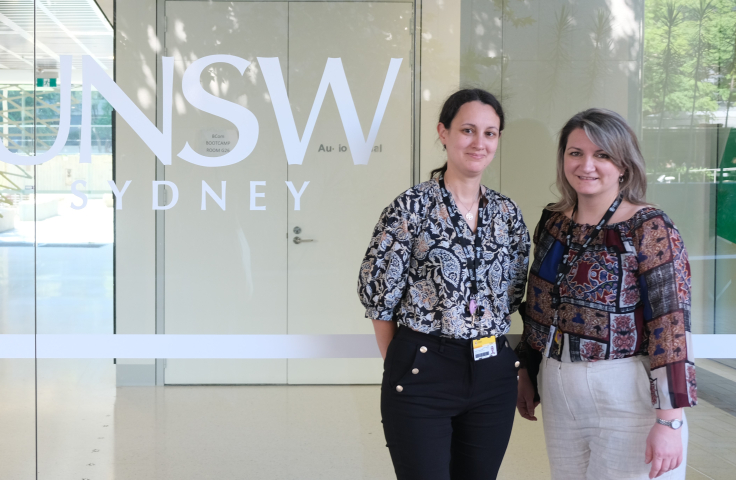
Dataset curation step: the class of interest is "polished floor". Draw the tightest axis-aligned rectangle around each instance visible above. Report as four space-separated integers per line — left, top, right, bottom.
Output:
0 358 734 479
0 213 733 478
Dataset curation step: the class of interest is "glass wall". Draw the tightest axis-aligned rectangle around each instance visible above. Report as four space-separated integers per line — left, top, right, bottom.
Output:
0 1 36 477
0 0 115 476
0 0 733 478
642 0 736 338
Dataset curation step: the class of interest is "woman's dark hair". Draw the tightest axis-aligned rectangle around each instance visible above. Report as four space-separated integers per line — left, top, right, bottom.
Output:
429 88 505 179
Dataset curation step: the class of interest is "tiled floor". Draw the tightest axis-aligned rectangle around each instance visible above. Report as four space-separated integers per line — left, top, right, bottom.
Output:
0 357 734 479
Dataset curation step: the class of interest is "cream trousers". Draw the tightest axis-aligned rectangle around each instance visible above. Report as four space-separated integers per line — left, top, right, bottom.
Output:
540 356 688 480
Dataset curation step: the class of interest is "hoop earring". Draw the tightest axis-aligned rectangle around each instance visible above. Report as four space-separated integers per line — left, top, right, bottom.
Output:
619 175 624 183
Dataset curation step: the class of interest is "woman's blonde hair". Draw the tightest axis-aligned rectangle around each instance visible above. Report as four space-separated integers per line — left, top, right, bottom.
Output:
549 108 648 212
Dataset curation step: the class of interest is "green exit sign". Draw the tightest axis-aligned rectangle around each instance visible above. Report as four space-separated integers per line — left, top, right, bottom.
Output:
36 78 57 87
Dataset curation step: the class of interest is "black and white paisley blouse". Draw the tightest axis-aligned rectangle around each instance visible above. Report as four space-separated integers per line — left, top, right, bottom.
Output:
358 177 530 339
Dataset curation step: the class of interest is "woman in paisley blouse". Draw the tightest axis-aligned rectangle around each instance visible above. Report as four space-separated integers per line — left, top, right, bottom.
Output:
516 109 696 480
358 89 530 480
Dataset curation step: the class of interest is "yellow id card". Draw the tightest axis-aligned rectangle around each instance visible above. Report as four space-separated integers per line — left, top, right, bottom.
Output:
472 336 497 361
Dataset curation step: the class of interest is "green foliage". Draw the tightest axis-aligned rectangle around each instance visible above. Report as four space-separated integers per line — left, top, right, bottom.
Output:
644 0 736 122
545 4 575 105
490 0 535 27
585 9 614 100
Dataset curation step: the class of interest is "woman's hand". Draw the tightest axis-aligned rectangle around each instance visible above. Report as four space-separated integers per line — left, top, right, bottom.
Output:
372 319 397 360
517 368 540 421
645 422 683 478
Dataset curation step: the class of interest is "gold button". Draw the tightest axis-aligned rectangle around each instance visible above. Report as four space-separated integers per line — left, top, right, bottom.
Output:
396 385 403 392
515 361 520 368
412 368 419 374
420 346 428 353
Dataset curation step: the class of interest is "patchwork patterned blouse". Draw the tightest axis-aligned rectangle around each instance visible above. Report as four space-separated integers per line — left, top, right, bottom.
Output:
358 178 530 339
516 207 697 409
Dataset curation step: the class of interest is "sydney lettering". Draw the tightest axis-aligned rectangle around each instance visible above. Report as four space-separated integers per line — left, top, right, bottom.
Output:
70 180 310 212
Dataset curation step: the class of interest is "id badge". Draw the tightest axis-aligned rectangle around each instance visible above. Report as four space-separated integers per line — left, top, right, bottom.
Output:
472 335 497 361
544 325 556 357
544 326 563 357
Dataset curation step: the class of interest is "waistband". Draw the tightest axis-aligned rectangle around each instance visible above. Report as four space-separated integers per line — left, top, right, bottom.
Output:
395 326 508 352
546 354 646 369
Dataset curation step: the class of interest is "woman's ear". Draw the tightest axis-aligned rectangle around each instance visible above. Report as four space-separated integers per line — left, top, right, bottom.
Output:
437 122 448 146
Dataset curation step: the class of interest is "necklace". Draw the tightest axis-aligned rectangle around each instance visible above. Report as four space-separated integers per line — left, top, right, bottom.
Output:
453 187 481 222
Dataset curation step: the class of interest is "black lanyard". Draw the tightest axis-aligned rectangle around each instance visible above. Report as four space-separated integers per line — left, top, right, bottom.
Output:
438 177 484 296
550 193 623 309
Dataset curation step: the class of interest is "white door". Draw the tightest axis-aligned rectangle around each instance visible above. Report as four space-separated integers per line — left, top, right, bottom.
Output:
286 2 413 383
164 1 289 384
162 1 412 384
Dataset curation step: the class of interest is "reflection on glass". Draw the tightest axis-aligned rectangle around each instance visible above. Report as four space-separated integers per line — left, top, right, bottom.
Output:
643 1 736 476
642 0 736 334
0 0 37 477
28 0 115 477
0 86 35 245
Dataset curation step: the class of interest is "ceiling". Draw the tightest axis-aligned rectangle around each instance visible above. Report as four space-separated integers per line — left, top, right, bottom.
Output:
0 0 113 79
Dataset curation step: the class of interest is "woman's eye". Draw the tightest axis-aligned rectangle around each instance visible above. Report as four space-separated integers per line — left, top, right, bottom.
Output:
462 128 473 134
596 153 611 159
485 131 495 137
568 151 580 156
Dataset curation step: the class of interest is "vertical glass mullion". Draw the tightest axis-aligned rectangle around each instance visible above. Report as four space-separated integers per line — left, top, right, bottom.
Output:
32 1 38 479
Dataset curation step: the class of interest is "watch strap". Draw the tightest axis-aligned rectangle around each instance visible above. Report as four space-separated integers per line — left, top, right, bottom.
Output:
656 418 683 429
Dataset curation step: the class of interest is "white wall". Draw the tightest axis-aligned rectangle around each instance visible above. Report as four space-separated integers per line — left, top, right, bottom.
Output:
419 0 463 181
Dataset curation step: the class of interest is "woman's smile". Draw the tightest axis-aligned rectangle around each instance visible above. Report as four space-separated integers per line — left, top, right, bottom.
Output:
564 128 623 199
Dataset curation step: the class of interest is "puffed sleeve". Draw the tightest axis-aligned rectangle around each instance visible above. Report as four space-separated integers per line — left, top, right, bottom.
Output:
515 207 553 401
506 202 531 315
634 213 696 409
358 201 416 321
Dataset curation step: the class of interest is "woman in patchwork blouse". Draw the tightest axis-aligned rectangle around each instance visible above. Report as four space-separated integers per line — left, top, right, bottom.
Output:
358 89 530 480
516 109 696 480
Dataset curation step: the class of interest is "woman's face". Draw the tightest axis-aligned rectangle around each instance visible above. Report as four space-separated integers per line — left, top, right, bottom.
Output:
563 128 624 200
437 101 501 178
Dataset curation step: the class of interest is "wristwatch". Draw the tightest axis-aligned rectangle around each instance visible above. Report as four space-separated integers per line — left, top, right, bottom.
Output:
656 418 683 429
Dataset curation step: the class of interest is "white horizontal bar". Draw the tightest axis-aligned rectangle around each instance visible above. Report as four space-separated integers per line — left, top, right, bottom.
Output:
0 334 35 358
691 334 736 359
0 334 733 359
689 255 736 261
0 334 381 359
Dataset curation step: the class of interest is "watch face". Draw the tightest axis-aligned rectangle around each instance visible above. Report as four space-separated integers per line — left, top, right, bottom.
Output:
671 419 683 429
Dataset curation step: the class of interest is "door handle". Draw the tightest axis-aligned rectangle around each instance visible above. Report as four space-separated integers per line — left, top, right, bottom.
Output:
293 236 314 244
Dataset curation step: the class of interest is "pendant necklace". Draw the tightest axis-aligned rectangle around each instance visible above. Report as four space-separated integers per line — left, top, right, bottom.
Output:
454 187 481 222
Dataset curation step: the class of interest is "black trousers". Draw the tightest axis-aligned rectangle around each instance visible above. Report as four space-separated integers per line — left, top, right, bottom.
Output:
381 326 518 480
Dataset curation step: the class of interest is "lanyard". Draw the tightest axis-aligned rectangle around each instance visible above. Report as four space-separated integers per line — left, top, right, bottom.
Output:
550 193 623 309
438 177 484 296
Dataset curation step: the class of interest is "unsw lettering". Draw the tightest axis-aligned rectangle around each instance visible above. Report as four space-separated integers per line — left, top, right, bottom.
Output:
0 55 402 167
